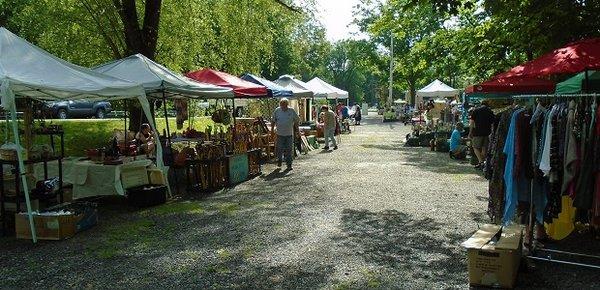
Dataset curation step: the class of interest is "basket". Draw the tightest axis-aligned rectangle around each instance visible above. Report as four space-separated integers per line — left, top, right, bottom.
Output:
0 149 18 161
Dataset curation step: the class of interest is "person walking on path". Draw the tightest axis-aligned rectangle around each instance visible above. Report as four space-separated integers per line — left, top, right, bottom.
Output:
469 100 495 168
271 98 300 170
320 105 338 150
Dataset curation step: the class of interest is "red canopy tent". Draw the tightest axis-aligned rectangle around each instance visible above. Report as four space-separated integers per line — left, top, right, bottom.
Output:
465 76 556 96
493 38 600 80
186 68 268 98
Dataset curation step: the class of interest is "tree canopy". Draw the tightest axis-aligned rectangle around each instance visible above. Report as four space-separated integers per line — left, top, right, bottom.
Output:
2 0 598 108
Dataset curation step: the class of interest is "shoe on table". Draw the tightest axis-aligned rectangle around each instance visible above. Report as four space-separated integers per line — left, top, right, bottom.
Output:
333 146 338 150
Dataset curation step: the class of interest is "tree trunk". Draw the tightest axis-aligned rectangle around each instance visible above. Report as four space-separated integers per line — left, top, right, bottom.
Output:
112 0 162 131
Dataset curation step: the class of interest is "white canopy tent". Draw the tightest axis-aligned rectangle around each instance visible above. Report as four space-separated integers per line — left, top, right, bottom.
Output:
303 77 336 99
273 75 315 122
0 27 165 242
274 75 314 99
415 79 459 105
306 77 349 100
92 54 233 99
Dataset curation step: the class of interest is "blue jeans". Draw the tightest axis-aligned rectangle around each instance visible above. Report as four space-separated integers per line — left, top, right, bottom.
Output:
324 128 337 148
276 135 293 167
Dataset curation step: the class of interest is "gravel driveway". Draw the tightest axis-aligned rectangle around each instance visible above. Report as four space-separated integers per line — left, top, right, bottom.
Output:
1 113 598 289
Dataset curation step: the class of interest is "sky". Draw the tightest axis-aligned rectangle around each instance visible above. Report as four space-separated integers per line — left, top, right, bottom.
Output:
314 0 365 42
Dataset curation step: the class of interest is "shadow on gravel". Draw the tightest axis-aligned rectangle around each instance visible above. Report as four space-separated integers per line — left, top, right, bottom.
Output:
335 209 468 287
261 168 289 181
361 144 482 176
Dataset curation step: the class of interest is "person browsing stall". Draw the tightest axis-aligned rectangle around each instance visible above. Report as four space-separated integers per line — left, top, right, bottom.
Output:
319 105 338 150
353 105 362 125
449 122 467 160
271 98 300 170
136 123 156 156
469 100 495 168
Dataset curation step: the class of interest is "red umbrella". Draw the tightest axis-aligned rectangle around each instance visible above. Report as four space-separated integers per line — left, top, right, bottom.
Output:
465 76 556 95
186 68 268 98
493 38 600 80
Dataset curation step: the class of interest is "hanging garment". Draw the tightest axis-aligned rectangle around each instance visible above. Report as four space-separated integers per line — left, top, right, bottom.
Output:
593 102 600 226
562 100 579 196
547 104 566 220
530 113 548 224
539 106 555 176
502 108 531 225
575 98 597 210
487 110 513 223
515 109 533 179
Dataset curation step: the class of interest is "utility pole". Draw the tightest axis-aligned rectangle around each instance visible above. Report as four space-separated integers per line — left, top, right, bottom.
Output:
388 33 394 108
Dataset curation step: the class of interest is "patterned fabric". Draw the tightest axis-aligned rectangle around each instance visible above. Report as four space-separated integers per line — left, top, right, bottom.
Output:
487 110 513 223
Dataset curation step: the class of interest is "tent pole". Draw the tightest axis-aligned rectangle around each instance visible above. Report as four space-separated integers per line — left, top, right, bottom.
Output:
138 93 171 197
2 84 37 243
124 100 128 145
162 91 171 142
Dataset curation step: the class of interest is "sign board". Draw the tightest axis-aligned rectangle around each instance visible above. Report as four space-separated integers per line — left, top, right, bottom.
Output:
228 153 249 185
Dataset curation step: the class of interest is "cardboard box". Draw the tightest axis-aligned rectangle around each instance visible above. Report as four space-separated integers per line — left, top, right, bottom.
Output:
147 169 165 185
15 206 98 240
461 224 523 288
121 165 149 189
4 199 40 212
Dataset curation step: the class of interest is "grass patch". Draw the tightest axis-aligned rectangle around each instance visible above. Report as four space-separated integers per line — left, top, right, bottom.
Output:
362 269 381 288
205 264 232 275
0 117 217 156
216 248 232 260
216 202 241 216
140 201 205 216
87 217 178 259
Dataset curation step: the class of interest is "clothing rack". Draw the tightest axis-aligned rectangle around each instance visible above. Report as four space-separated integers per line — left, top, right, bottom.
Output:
510 92 600 270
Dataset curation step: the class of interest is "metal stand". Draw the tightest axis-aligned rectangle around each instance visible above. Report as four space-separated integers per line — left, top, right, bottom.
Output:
519 91 600 270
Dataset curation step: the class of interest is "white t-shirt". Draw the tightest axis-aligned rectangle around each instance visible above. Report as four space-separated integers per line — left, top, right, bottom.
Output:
272 107 300 136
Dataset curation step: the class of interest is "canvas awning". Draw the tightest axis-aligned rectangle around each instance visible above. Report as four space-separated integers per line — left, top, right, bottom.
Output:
240 73 293 98
0 27 167 242
93 54 233 99
274 75 314 99
493 38 600 80
465 76 556 97
305 77 348 99
186 68 268 98
555 70 600 95
416 80 459 98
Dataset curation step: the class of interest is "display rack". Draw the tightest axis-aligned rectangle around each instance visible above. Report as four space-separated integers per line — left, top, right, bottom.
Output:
0 129 65 236
513 93 600 270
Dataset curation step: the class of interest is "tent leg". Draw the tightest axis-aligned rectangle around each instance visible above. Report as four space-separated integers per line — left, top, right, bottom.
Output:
138 94 171 198
2 85 37 243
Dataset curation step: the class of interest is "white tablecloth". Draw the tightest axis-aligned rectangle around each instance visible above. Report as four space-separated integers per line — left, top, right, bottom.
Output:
34 158 152 199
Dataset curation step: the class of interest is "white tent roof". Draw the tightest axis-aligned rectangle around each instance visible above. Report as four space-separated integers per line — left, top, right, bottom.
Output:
306 77 349 99
274 75 314 99
0 27 170 243
0 27 143 102
416 79 459 97
93 54 233 99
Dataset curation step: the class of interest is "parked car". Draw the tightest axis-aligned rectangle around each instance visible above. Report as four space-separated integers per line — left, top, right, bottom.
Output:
43 100 112 119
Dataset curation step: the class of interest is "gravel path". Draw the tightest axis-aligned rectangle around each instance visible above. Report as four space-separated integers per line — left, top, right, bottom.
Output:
1 113 598 289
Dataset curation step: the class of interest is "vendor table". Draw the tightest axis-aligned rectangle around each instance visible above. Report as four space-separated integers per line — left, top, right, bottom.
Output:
33 158 152 199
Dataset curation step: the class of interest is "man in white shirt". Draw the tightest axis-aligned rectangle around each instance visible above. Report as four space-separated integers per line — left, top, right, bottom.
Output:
271 98 300 170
